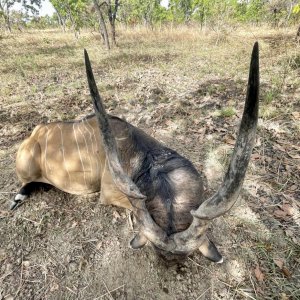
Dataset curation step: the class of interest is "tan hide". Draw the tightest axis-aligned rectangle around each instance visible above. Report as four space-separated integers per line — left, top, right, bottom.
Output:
16 116 131 209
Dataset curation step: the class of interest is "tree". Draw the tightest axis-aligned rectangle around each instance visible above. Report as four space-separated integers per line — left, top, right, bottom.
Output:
0 0 42 32
93 0 110 49
169 0 194 23
50 0 88 37
119 0 166 27
245 0 266 24
191 0 216 28
93 0 121 48
50 0 68 31
106 0 119 46
292 2 300 39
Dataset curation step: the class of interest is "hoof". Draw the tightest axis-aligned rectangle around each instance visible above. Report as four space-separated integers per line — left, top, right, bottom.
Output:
216 257 224 264
199 236 223 263
9 200 22 210
10 194 27 210
130 233 148 250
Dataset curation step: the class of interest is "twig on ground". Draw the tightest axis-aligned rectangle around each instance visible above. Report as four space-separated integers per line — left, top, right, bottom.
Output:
14 238 24 298
97 284 125 299
196 286 211 300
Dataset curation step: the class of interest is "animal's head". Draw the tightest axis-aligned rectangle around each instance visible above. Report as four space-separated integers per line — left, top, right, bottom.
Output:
84 42 259 265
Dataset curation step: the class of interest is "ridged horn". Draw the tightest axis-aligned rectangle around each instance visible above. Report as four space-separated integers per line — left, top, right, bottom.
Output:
192 41 259 220
84 49 145 200
84 49 171 249
163 42 260 254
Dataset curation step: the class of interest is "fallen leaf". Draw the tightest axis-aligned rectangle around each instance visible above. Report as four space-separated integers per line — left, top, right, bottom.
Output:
260 197 269 203
224 135 235 145
282 266 292 279
254 264 265 282
274 258 284 269
290 185 298 191
251 153 260 160
274 258 292 279
291 111 300 120
281 204 293 215
273 209 287 219
273 203 293 220
274 143 286 152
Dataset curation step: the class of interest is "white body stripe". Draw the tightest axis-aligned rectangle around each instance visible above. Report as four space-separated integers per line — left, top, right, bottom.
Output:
57 124 71 185
86 120 101 176
73 123 87 187
79 120 93 185
44 126 51 178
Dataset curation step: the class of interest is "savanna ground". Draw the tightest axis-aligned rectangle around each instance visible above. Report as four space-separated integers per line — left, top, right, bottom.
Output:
0 25 299 300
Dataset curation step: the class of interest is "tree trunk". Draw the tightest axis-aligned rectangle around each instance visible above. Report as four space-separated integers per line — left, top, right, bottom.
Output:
0 3 11 32
55 9 66 32
296 25 300 41
286 1 293 22
93 0 110 50
109 17 116 46
107 0 119 47
3 12 12 32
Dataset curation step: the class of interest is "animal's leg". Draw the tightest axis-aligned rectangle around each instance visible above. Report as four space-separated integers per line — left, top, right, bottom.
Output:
12 132 45 210
99 167 132 209
10 182 52 210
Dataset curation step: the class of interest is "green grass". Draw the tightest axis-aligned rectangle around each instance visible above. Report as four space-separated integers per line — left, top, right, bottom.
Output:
212 106 236 118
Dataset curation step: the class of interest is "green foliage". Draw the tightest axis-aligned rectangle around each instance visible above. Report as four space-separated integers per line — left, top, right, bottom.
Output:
120 0 167 26
220 106 236 118
162 0 269 25
2 0 300 32
28 15 57 29
293 3 300 15
0 0 42 16
245 0 265 23
169 0 193 22
50 0 90 31
0 0 42 31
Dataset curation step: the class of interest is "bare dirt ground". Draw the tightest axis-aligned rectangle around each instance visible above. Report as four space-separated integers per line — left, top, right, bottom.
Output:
0 26 299 300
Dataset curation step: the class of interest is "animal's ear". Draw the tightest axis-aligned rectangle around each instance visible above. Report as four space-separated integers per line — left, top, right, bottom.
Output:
199 236 223 263
130 233 148 249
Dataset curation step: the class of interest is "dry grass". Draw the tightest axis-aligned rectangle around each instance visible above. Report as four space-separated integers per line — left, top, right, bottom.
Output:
0 25 299 299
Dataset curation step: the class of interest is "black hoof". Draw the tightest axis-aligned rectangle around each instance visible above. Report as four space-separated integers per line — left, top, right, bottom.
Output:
130 232 148 249
9 194 27 210
9 199 25 211
199 236 223 264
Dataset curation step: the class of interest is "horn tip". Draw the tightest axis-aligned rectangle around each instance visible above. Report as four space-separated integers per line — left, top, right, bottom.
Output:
84 49 89 64
252 42 259 59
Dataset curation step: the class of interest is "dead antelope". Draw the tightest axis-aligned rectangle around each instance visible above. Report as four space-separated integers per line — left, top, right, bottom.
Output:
12 43 259 265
